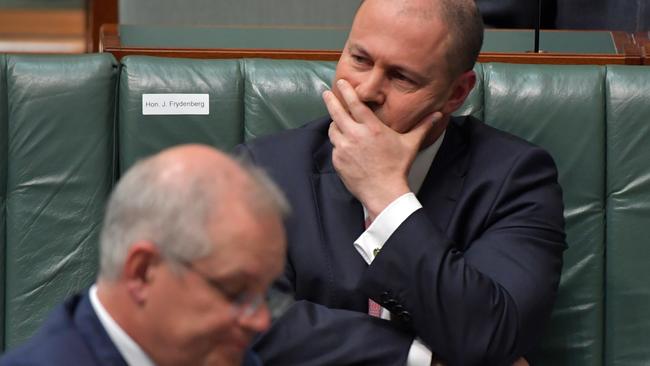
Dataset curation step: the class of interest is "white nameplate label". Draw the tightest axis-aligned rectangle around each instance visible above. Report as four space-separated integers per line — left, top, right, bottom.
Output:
142 94 209 115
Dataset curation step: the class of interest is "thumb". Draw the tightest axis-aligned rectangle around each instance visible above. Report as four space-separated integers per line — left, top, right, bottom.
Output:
405 111 443 145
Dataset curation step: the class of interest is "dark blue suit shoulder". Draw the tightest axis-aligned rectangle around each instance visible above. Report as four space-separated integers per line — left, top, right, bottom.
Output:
0 295 102 366
237 117 330 173
456 115 559 171
245 117 329 151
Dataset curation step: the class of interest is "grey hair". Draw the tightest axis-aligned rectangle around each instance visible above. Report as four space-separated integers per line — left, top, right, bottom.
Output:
98 151 289 281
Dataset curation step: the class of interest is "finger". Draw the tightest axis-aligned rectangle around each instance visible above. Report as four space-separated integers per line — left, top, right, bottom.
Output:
405 111 443 145
328 122 345 171
328 121 343 147
335 79 379 127
322 90 356 135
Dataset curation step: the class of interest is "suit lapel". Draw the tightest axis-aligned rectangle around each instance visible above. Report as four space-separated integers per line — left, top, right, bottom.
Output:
306 117 469 307
311 139 368 310
417 117 469 233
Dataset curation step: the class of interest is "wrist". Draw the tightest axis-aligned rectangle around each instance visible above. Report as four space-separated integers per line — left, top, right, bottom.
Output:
362 185 411 220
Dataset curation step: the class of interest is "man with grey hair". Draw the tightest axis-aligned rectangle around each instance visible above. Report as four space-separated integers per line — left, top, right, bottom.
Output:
240 0 565 365
1 144 288 366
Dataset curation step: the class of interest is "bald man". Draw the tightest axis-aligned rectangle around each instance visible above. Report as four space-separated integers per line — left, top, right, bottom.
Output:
238 0 565 365
1 145 289 366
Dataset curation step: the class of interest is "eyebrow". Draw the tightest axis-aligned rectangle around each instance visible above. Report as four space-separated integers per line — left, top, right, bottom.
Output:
348 43 428 84
212 270 256 285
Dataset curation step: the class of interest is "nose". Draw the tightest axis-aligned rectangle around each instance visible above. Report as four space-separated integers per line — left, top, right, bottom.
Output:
239 302 271 333
355 68 386 106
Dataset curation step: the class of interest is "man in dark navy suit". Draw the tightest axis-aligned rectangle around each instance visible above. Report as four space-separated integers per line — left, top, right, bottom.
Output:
239 0 566 365
1 144 289 366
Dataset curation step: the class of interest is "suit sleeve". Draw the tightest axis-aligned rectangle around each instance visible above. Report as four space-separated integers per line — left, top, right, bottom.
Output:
235 143 414 365
359 147 566 365
254 301 413 365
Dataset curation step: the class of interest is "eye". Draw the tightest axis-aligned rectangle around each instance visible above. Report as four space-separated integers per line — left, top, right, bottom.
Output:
221 287 244 302
351 54 369 65
391 71 413 84
205 277 245 301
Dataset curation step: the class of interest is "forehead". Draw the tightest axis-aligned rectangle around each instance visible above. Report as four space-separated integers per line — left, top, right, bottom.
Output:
204 206 285 279
350 0 450 76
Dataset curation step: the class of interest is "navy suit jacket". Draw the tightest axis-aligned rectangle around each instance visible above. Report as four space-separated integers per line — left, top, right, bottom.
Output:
0 292 262 366
238 116 566 366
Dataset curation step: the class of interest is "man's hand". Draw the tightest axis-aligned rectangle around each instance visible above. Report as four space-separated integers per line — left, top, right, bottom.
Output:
323 79 442 220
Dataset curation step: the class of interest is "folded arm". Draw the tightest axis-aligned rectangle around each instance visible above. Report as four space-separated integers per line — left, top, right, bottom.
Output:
360 148 566 365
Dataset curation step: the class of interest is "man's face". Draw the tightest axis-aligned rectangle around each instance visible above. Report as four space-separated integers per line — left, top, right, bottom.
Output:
143 203 286 366
333 0 458 133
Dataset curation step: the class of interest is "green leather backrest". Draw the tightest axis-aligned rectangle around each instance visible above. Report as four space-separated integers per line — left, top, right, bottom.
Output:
118 56 244 173
0 54 7 352
3 54 117 348
244 59 335 140
482 63 606 366
605 65 650 366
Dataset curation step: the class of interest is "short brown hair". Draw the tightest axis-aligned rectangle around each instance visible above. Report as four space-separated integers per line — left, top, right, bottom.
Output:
355 0 484 76
438 0 484 75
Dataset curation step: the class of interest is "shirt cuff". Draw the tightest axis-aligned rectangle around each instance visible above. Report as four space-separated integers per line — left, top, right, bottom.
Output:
353 192 422 264
406 337 433 366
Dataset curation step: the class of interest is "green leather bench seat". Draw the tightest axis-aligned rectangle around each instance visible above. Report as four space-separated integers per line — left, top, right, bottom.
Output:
3 54 117 349
605 66 650 365
1 54 650 365
483 64 607 366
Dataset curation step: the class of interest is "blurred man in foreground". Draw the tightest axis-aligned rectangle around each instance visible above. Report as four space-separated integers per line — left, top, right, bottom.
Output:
1 144 288 366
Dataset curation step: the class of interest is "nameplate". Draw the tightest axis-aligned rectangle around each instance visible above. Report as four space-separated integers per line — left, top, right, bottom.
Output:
142 94 209 115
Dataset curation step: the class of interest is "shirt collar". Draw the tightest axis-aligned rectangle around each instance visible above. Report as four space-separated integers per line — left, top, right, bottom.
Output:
89 284 156 366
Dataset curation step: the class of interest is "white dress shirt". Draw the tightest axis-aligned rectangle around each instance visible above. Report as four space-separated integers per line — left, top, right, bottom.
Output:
89 285 156 366
353 131 445 366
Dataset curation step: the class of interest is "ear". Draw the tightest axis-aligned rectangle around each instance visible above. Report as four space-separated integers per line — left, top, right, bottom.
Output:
441 70 476 115
121 240 160 305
